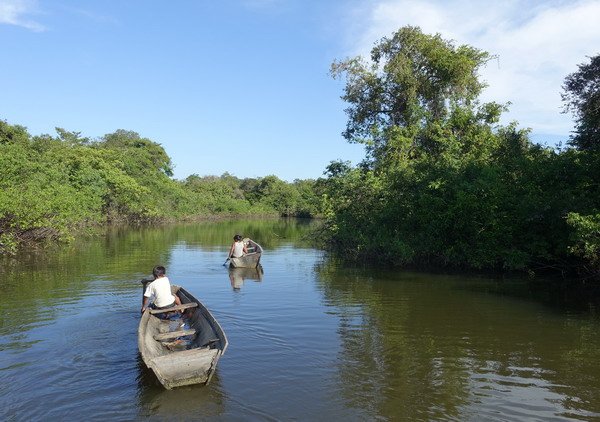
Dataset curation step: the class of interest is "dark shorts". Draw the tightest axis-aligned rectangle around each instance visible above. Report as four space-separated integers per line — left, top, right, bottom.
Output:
151 302 176 319
151 301 176 310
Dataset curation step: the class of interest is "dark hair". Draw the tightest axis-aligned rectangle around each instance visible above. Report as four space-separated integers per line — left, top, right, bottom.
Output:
152 265 166 278
234 234 242 241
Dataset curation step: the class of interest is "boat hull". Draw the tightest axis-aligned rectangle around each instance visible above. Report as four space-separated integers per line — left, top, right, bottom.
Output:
138 284 228 389
229 238 263 268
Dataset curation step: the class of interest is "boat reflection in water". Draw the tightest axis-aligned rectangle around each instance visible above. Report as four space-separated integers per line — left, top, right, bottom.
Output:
136 355 226 419
228 265 264 290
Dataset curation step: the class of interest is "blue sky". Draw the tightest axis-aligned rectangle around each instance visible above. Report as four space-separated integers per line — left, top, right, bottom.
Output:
2 0 599 181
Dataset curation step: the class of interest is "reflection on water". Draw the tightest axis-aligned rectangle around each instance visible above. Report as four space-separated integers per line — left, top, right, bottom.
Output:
136 355 226 419
316 264 600 420
1 219 600 421
228 265 264 290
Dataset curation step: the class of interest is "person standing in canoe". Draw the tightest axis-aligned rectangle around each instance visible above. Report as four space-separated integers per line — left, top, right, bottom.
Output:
141 265 182 315
228 234 247 259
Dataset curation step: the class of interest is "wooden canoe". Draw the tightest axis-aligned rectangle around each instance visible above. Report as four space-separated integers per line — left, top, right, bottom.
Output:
229 238 263 268
138 282 228 389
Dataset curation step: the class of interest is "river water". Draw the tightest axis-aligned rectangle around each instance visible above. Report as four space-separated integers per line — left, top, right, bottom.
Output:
1 219 599 421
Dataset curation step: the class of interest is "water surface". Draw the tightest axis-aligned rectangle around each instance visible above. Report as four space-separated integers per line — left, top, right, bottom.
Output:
1 219 599 421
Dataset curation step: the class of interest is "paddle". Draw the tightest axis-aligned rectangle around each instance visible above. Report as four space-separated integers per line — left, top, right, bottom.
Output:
222 257 230 266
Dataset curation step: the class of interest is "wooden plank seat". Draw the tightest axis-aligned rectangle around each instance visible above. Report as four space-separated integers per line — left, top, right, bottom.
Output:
149 302 198 314
154 329 196 341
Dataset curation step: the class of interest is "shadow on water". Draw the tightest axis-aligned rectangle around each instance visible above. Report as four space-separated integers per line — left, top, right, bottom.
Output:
320 257 600 317
313 261 600 420
427 274 600 318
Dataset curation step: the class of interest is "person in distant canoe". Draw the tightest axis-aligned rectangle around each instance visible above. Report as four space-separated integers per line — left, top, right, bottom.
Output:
228 234 247 259
141 265 182 315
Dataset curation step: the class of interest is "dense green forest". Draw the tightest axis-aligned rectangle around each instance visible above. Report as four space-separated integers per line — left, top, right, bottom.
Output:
1 25 598 280
0 124 321 254
317 26 599 280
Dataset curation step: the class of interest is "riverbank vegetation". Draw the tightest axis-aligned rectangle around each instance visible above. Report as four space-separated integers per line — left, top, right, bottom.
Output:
0 123 320 254
317 26 599 280
2 25 598 281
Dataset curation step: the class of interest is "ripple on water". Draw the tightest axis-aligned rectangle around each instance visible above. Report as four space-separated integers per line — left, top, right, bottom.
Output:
462 363 593 421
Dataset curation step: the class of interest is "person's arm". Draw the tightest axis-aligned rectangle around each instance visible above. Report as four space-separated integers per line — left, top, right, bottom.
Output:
141 282 153 313
243 243 248 254
229 243 235 258
141 296 149 314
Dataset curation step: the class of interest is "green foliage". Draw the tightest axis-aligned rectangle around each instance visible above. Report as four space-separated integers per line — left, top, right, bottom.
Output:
243 175 300 216
566 212 600 275
99 129 174 177
0 122 103 249
331 26 496 168
562 54 600 151
292 179 321 218
316 166 396 261
0 120 321 254
321 26 600 279
184 174 252 214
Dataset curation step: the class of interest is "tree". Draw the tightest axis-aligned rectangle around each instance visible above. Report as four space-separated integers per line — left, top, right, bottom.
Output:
562 54 600 151
324 26 596 275
566 212 600 276
99 129 174 177
331 26 497 168
55 127 90 146
292 178 320 217
0 120 29 145
250 175 299 216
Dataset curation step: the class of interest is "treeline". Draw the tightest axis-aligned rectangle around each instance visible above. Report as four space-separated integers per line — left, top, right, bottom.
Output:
0 124 321 254
317 26 600 279
2 26 598 281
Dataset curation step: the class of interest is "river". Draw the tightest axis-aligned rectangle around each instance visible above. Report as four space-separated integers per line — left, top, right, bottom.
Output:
1 219 599 421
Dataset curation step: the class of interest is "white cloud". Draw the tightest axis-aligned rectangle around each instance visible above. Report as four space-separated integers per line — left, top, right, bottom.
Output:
340 0 600 136
0 0 44 31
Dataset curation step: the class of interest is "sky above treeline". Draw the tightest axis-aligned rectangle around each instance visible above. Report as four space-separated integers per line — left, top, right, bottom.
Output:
2 0 599 181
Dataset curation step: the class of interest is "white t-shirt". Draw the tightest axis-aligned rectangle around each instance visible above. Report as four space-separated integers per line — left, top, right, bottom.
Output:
144 276 174 308
232 241 245 258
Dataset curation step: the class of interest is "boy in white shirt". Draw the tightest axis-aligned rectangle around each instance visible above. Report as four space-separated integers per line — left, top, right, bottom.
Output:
141 266 182 315
229 234 247 258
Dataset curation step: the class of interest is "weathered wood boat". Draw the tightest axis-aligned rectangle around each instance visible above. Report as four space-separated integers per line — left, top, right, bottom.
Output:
138 281 228 389
229 238 263 268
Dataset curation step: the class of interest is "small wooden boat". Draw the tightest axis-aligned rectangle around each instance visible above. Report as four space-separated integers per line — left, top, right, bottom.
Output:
138 281 228 389
229 238 263 268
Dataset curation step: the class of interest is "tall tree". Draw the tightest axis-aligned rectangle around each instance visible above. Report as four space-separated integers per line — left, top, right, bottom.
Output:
562 54 600 277
562 54 600 151
99 129 174 177
331 26 497 167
